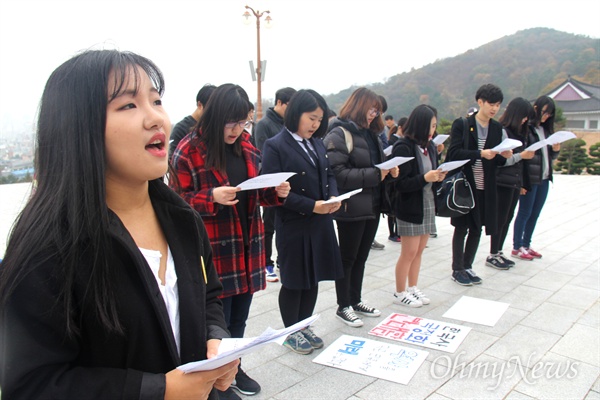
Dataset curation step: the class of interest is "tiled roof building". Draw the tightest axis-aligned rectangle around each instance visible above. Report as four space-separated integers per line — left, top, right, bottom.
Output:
545 77 600 131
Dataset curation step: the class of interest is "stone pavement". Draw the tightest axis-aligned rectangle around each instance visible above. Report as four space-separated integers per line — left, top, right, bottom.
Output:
242 174 600 400
0 175 598 399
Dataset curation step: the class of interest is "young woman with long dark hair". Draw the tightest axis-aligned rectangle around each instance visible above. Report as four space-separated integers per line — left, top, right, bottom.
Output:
0 49 238 400
171 83 290 398
512 96 560 260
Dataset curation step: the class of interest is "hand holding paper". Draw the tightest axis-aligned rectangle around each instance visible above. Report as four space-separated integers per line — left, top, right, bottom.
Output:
525 130 575 151
375 156 413 170
492 138 522 152
237 172 296 191
323 188 362 204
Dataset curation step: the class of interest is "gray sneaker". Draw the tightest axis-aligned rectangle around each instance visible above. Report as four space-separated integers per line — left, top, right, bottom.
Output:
301 327 324 349
283 331 314 355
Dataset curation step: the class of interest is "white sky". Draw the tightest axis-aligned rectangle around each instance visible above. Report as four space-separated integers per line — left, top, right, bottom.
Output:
1 0 599 133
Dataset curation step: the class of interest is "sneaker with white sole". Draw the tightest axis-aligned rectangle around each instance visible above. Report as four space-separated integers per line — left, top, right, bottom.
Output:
265 265 279 282
408 286 430 305
498 252 515 267
283 331 314 355
512 247 534 261
351 302 381 317
465 269 482 284
393 291 423 307
231 367 261 395
526 247 542 258
336 307 364 327
486 255 511 270
300 326 324 349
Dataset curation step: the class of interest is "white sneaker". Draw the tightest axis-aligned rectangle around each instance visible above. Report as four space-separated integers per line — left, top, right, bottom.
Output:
393 291 423 308
408 286 430 305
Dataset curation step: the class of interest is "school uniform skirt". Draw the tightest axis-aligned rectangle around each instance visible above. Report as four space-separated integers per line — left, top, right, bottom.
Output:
397 183 436 237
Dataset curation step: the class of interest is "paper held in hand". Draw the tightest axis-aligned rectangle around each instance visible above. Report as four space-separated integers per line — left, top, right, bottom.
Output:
432 134 449 146
383 145 393 157
491 138 522 152
437 159 470 172
178 314 320 373
237 172 296 191
374 156 414 170
323 188 362 204
524 130 575 152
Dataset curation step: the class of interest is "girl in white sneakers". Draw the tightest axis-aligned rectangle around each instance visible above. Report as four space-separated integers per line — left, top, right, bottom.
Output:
390 105 447 307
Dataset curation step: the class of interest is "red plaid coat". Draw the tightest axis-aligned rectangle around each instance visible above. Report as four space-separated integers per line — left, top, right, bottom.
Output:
171 131 282 298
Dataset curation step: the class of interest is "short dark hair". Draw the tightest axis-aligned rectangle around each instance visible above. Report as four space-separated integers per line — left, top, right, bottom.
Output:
385 115 394 121
275 87 296 105
196 84 216 105
475 83 503 104
284 89 330 139
379 95 388 113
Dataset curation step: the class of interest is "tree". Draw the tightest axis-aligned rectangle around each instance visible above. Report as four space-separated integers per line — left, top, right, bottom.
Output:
587 142 600 175
554 139 591 175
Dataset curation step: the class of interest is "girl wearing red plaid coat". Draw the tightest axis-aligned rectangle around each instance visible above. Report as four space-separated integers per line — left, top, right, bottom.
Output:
171 84 290 399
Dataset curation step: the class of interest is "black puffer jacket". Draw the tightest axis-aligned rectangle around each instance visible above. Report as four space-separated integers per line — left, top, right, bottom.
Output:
323 118 386 221
524 125 560 187
496 127 528 189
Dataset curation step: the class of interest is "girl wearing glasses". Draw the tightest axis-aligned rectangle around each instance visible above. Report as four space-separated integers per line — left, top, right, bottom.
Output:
261 90 344 355
171 83 290 398
323 87 399 328
0 50 239 399
512 95 560 261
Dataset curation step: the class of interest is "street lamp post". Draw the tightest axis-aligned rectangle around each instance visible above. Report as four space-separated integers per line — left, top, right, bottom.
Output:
243 5 271 121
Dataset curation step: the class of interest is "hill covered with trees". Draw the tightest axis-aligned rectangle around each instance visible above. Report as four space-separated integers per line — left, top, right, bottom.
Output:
325 28 599 121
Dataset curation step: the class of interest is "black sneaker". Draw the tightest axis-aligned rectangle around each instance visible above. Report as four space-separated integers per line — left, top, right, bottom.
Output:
452 270 473 286
231 367 261 396
465 269 482 284
498 253 515 267
336 306 364 327
486 255 510 270
371 240 385 250
217 387 241 400
351 302 381 317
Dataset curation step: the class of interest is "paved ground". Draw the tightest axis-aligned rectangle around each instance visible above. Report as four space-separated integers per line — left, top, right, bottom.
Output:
1 174 599 399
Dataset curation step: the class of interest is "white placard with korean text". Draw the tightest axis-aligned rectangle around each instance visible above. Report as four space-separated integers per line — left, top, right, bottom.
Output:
312 335 429 385
368 313 471 353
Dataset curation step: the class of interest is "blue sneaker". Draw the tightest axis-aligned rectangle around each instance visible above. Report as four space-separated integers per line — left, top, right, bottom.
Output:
265 265 278 282
283 331 314 355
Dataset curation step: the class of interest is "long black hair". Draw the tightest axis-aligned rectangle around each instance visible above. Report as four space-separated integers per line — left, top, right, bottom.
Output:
193 83 250 173
499 97 534 138
531 95 556 135
0 49 165 336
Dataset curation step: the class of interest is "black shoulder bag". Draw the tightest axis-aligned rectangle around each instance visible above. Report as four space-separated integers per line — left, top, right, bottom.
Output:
435 118 475 217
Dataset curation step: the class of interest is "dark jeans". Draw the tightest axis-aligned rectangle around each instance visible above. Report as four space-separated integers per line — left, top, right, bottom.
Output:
452 190 484 271
513 179 550 250
262 207 276 267
335 218 380 308
221 291 253 338
490 186 520 254
278 285 319 327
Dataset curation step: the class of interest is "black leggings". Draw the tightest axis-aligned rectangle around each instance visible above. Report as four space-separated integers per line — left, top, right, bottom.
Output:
490 186 520 254
279 285 319 327
452 190 484 271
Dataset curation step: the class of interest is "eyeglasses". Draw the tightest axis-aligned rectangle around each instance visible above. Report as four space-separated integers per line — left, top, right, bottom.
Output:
225 120 252 129
368 108 380 117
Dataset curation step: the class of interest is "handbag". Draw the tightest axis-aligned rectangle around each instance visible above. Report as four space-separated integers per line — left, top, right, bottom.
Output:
435 170 474 217
436 118 475 217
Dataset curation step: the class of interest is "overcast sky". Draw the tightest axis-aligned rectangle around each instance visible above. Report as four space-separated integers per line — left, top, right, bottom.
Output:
1 0 599 133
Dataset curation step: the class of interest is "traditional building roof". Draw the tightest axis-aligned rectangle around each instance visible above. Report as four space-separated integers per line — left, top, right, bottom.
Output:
545 77 600 113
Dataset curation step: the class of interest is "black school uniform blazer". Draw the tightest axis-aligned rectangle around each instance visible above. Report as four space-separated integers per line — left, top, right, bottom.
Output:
0 180 228 400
